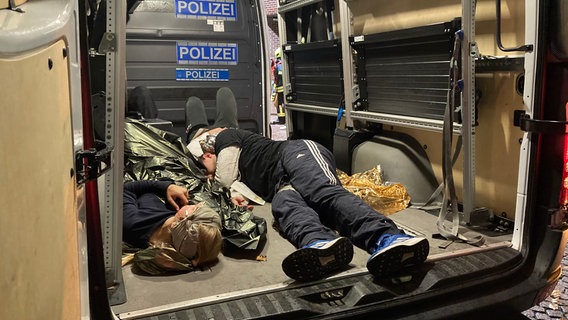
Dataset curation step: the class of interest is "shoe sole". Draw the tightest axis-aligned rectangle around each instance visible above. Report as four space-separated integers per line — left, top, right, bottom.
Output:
282 237 354 282
366 237 429 277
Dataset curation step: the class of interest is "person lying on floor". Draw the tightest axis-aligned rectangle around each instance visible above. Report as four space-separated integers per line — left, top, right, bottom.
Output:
185 106 430 282
123 179 223 269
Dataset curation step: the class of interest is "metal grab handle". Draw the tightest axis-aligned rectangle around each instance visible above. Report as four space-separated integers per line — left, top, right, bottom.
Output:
496 0 533 52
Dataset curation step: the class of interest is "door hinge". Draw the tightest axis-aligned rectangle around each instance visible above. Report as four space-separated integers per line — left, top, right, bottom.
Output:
98 32 117 54
75 142 112 184
514 110 568 134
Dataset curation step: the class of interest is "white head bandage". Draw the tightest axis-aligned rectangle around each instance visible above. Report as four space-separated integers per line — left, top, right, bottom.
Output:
170 205 221 260
187 132 217 161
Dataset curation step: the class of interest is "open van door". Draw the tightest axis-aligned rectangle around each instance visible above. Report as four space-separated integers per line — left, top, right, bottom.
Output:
0 0 123 319
0 0 91 319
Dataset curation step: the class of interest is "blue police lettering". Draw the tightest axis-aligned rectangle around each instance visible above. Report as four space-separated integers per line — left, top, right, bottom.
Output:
176 0 235 18
185 70 220 79
211 2 233 16
178 45 237 62
176 68 229 81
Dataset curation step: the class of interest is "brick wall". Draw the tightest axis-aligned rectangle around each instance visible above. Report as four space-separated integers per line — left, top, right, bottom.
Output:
265 0 280 62
265 0 278 15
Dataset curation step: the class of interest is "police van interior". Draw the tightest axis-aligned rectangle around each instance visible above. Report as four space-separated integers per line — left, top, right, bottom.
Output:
1 0 567 319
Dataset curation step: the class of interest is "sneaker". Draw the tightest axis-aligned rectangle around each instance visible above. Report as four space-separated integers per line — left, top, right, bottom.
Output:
366 234 429 277
281 237 354 282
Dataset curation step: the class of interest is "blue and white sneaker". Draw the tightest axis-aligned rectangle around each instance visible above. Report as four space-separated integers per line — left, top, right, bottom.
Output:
282 237 354 282
366 234 429 277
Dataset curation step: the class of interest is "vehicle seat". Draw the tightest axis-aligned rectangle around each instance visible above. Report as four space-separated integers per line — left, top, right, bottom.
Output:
127 86 158 119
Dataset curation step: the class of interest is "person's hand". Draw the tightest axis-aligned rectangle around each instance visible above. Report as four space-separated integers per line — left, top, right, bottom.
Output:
166 184 189 211
231 195 253 210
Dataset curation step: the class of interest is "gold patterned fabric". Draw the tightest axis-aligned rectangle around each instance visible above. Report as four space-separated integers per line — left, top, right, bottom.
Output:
338 166 410 215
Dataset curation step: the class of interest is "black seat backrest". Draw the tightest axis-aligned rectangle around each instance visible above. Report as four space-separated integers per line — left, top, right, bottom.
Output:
127 86 158 119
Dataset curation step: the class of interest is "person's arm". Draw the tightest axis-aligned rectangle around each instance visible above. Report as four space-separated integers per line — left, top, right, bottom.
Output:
123 180 188 210
122 180 173 241
215 145 241 189
123 183 144 219
124 180 172 197
214 145 252 208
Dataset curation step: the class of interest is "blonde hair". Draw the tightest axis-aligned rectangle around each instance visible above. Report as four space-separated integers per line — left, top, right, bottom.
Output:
192 224 223 267
170 205 223 268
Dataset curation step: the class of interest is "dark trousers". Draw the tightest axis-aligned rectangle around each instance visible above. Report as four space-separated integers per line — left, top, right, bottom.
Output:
185 87 239 141
271 140 402 253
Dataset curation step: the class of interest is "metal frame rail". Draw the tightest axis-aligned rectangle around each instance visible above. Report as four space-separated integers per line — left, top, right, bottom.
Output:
99 0 127 306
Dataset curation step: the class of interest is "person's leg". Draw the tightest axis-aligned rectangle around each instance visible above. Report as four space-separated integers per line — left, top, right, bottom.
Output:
213 87 238 128
272 185 338 247
185 96 209 142
272 186 353 281
281 140 402 251
276 92 285 124
280 140 429 277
